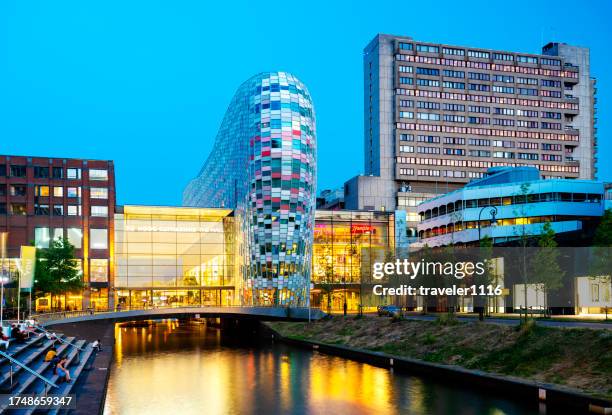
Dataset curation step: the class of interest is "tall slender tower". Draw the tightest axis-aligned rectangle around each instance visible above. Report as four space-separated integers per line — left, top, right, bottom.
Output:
184 72 317 307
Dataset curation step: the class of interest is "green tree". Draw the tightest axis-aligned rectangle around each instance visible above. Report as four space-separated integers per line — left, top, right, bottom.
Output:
34 237 83 310
531 222 564 317
588 209 612 319
478 235 495 317
417 244 433 315
513 183 534 323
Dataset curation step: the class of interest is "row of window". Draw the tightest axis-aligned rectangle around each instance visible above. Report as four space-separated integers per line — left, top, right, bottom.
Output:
399 145 562 161
34 226 109 250
0 184 108 199
395 157 579 173
399 134 568 151
398 112 565 129
396 122 579 142
395 54 576 78
0 203 108 217
420 216 575 239
396 87 579 110
399 106 557 119
401 77 562 97
0 165 108 180
405 67 565 88
421 192 603 221
34 185 108 198
397 43 561 67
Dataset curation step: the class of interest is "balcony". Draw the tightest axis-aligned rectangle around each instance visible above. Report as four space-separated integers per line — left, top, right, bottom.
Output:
564 95 579 105
564 63 579 72
565 158 579 166
564 126 579 135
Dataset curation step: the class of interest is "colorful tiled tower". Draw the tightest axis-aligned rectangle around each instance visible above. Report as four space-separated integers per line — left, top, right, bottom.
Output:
183 72 317 307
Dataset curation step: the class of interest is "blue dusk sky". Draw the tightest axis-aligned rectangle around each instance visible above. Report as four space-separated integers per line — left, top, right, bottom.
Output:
0 0 610 205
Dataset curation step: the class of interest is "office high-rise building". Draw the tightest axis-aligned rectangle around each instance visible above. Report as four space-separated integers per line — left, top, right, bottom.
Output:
345 34 596 235
183 72 317 307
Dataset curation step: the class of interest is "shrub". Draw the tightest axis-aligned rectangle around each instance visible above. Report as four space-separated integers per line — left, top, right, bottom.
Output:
435 313 459 326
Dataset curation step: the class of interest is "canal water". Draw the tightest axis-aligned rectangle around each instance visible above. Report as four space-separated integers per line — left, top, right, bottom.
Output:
103 320 539 415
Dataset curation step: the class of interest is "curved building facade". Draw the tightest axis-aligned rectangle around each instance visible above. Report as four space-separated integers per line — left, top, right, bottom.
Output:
183 72 316 307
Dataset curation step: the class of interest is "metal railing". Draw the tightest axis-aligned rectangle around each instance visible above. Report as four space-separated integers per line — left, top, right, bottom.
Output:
29 304 321 323
0 350 58 395
31 325 84 364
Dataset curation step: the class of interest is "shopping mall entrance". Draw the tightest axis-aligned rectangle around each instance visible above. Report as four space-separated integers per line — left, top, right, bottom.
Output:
116 288 236 309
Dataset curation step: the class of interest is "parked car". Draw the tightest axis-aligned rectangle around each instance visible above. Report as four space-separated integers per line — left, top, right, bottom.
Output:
377 305 401 317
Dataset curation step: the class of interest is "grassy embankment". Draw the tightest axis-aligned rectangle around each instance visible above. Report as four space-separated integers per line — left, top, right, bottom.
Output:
267 315 612 399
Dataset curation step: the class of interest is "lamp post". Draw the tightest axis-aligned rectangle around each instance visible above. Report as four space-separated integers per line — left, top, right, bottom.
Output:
477 206 498 242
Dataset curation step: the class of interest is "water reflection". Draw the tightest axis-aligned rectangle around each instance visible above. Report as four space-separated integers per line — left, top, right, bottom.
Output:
104 320 538 415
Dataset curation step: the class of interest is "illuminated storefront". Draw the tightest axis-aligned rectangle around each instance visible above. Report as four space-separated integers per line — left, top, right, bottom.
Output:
311 210 396 312
111 207 397 312
113 206 237 308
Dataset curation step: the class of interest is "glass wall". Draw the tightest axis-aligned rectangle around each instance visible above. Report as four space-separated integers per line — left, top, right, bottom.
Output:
114 206 237 308
311 210 395 312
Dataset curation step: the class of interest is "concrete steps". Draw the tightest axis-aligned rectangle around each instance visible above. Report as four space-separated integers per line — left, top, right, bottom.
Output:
20 340 90 415
44 344 95 415
0 335 63 391
0 339 74 412
0 327 96 414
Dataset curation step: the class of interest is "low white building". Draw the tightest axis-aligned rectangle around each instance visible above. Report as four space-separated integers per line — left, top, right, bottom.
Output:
417 167 605 247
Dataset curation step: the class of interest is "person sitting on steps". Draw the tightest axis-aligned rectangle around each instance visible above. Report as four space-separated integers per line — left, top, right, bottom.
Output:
45 347 57 362
10 324 26 343
56 356 72 383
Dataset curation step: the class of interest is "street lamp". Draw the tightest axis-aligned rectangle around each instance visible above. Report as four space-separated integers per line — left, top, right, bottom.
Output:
477 206 498 242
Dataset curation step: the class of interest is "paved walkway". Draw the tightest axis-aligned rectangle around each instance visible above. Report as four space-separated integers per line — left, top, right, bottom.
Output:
53 320 115 414
398 313 612 329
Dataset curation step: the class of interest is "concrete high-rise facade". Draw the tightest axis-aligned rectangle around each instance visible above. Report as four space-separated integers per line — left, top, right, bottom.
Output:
345 34 597 236
183 72 317 307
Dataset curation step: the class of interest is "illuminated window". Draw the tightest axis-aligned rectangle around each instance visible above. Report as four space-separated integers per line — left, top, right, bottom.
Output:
590 283 599 302
90 229 108 250
10 203 26 215
67 228 82 248
53 187 63 197
67 187 81 198
67 168 81 179
35 186 50 197
90 259 108 283
67 205 81 216
35 227 50 248
89 169 108 181
91 206 108 217
90 187 108 199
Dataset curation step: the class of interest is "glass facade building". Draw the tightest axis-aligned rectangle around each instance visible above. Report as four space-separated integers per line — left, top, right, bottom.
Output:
112 207 399 311
183 72 316 307
114 206 237 308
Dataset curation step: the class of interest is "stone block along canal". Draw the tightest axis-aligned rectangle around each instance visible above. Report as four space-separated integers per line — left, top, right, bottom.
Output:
103 319 539 415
